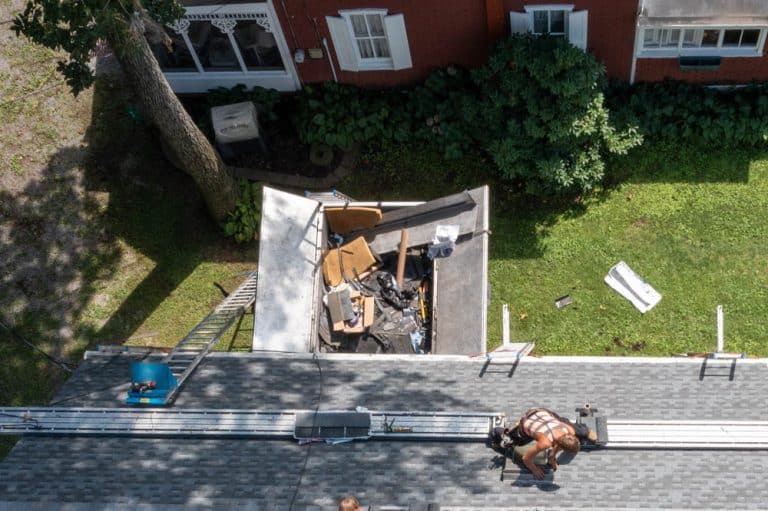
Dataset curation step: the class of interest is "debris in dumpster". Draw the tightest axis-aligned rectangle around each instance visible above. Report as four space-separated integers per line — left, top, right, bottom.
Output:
554 295 572 309
322 235 378 287
325 207 382 234
427 224 460 259
396 228 409 288
320 247 433 354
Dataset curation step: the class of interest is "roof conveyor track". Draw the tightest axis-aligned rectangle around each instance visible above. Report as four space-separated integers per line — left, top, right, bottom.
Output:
3 408 768 449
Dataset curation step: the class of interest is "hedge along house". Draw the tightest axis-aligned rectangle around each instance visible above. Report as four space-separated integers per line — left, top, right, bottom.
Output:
154 0 768 93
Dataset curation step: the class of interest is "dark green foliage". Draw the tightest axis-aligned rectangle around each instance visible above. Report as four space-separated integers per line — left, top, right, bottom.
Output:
223 180 262 243
293 36 641 196
469 35 641 195
293 82 411 150
408 66 477 159
13 0 184 95
607 80 768 147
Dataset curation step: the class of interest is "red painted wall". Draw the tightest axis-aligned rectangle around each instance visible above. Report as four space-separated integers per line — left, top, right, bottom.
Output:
274 0 768 87
635 54 768 84
503 0 638 81
274 0 490 88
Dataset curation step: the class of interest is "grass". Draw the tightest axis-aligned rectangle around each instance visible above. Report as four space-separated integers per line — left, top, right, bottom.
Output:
343 141 768 357
0 3 258 459
487 143 768 356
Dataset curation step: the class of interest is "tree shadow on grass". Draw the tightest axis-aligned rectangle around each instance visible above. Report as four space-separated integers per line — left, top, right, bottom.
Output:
605 142 757 186
78 75 258 348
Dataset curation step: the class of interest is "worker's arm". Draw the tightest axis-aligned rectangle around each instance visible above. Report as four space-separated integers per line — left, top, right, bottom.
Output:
522 434 550 480
548 445 561 471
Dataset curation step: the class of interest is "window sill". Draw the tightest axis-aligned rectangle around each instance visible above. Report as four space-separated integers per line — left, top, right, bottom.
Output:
355 60 395 71
638 49 762 59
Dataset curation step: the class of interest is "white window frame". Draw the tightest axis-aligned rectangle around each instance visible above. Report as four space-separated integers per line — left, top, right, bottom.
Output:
338 9 393 70
524 4 574 37
327 9 412 72
510 5 586 50
159 2 300 93
637 25 768 58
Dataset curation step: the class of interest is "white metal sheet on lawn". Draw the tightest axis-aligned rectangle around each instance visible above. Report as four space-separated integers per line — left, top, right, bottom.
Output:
253 187 321 352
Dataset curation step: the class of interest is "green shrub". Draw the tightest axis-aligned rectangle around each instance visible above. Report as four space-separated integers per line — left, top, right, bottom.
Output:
607 80 768 147
469 35 642 195
408 66 477 159
293 82 411 150
224 180 262 243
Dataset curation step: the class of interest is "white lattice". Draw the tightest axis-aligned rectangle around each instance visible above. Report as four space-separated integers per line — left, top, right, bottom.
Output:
211 18 238 34
184 12 271 32
167 18 190 35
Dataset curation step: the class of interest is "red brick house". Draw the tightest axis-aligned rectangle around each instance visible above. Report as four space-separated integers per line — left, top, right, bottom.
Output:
156 0 768 92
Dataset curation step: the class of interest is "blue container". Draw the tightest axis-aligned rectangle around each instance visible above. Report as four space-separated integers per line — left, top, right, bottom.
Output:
126 362 177 405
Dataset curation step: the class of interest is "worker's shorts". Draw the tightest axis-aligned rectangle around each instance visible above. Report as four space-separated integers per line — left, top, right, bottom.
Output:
512 440 550 467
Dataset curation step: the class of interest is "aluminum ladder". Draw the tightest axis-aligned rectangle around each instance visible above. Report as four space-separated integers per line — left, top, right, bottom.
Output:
142 272 258 405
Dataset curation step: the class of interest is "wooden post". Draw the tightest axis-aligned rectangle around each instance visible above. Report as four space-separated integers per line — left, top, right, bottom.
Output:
396 228 409 288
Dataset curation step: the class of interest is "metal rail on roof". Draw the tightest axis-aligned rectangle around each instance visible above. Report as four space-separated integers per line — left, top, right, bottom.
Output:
0 408 503 440
4 408 768 449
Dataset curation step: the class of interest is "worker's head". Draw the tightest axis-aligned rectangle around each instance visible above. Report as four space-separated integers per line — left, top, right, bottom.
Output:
339 496 363 511
556 434 581 454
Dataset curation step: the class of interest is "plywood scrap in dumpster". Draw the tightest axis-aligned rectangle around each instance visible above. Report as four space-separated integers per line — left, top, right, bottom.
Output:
325 207 382 234
322 236 377 286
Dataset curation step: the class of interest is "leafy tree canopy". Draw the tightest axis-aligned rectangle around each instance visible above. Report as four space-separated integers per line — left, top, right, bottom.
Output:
13 0 184 94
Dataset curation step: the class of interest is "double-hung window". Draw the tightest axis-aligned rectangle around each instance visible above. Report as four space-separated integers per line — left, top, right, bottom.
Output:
326 9 412 72
532 8 567 36
510 5 588 50
639 26 767 57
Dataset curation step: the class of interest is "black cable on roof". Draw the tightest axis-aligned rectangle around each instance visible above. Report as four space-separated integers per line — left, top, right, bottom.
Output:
289 352 323 511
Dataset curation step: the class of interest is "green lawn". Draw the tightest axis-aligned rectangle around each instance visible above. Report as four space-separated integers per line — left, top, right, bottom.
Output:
488 144 768 356
345 141 768 357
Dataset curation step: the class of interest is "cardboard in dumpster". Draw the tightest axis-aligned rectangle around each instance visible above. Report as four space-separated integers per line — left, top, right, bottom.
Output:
252 186 490 356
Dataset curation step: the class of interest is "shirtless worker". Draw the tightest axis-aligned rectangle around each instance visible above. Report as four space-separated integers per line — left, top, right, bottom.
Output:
512 407 585 479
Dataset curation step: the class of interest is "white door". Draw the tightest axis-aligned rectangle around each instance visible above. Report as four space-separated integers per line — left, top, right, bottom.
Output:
158 2 300 93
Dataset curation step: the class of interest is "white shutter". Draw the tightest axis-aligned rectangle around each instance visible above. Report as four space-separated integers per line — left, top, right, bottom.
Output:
384 13 412 70
568 10 588 50
509 11 530 35
326 16 358 72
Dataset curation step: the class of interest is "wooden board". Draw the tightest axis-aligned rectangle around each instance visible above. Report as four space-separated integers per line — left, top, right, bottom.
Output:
325 207 382 234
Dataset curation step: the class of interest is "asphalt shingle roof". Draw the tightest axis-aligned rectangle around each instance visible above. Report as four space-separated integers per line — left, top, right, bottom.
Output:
1 353 767 510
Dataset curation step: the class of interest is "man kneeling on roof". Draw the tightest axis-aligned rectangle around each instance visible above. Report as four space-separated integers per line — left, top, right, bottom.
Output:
495 407 597 479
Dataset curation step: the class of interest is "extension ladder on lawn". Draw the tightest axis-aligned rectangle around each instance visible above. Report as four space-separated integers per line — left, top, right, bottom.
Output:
126 272 258 406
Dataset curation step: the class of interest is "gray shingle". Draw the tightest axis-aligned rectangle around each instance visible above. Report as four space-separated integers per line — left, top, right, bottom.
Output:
3 354 768 509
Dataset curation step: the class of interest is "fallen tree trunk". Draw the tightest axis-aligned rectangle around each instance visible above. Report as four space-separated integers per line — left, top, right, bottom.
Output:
108 11 238 221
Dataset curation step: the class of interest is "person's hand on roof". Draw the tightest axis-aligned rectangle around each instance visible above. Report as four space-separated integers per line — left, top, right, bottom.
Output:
528 463 545 480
